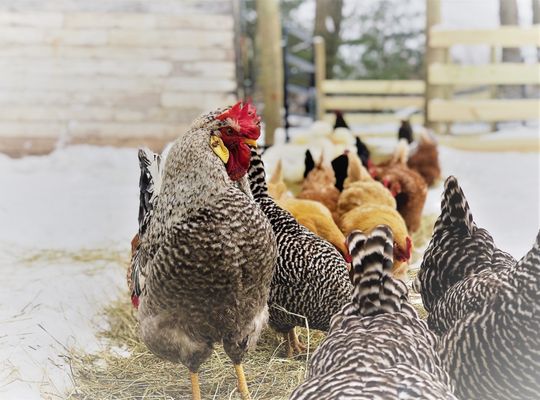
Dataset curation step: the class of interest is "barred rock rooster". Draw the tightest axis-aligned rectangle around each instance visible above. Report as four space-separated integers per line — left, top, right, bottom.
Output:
248 148 352 357
129 102 277 400
290 226 457 400
417 176 540 399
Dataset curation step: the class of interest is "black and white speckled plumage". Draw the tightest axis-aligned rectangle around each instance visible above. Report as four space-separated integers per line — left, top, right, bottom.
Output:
248 149 352 334
132 110 277 373
130 148 162 300
290 226 457 400
418 176 540 399
417 176 517 334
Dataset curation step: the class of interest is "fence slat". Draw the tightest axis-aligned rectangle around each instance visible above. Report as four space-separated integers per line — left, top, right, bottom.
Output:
323 113 424 124
429 63 540 85
324 96 425 111
430 25 540 47
428 99 540 122
322 80 425 94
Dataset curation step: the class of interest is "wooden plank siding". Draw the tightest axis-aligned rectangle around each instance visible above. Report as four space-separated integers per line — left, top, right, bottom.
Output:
0 0 237 155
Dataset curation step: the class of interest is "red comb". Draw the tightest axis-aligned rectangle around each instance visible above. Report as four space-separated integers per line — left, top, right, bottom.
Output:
216 101 261 139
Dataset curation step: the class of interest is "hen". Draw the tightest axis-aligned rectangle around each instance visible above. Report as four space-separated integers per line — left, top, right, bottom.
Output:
337 152 412 279
248 148 352 357
130 102 277 400
371 139 427 233
267 158 288 200
297 152 340 222
407 130 441 187
266 158 347 259
417 176 540 399
289 226 457 400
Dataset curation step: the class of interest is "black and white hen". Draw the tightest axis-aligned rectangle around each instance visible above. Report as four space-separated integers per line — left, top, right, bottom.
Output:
248 148 352 357
417 176 540 399
290 225 457 400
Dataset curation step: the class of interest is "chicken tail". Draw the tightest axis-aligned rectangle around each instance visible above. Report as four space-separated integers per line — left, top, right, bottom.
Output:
346 151 371 185
513 230 540 291
391 138 410 165
248 147 269 199
434 176 476 237
304 149 315 178
137 148 162 237
347 225 412 316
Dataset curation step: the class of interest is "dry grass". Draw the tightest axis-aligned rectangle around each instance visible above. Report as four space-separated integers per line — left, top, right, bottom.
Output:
21 248 128 266
65 200 435 400
66 299 326 400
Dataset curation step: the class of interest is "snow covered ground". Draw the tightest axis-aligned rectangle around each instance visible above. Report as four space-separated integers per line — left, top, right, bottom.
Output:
0 139 538 399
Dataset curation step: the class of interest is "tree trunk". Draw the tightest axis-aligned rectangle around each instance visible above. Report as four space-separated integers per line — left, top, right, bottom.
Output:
499 0 522 98
314 0 343 79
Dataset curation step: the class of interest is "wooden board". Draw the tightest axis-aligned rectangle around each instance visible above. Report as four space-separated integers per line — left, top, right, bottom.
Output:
322 79 425 95
323 113 424 125
429 63 540 85
324 96 425 111
430 25 540 47
428 99 540 122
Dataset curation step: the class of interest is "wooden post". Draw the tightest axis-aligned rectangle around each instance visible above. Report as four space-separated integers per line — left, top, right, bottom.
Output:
425 0 446 132
314 36 326 121
256 0 283 146
490 46 498 132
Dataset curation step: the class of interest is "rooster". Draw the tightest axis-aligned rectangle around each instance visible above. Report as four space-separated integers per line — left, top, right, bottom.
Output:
129 102 277 400
248 148 352 357
290 226 457 399
417 176 540 399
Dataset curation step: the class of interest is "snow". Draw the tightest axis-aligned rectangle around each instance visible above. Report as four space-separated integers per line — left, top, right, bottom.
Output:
0 139 538 398
0 145 139 399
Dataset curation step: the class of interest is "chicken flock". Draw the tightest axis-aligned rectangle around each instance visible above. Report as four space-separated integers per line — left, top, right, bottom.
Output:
128 102 539 400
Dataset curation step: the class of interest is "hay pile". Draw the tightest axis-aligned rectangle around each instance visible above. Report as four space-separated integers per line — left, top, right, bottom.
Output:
66 216 434 400
67 300 326 400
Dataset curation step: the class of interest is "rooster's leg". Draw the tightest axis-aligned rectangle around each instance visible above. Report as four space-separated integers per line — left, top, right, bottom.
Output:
284 328 306 357
234 364 251 400
190 371 201 400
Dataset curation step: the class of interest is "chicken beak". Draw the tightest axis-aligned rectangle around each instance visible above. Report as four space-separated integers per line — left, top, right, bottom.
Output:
210 135 229 164
243 138 258 147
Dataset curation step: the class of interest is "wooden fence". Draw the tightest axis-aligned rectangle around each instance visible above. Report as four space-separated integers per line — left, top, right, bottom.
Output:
427 25 540 126
314 24 540 132
314 37 425 126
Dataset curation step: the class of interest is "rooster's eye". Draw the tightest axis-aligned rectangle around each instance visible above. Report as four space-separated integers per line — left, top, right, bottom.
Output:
227 128 233 135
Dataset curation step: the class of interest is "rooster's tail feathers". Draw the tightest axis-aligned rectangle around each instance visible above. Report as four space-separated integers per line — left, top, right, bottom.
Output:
137 148 162 236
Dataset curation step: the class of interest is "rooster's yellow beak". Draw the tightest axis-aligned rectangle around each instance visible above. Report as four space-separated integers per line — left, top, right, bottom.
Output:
244 138 258 147
210 135 229 164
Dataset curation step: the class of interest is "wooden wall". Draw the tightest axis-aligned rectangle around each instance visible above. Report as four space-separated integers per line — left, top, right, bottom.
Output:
0 0 237 155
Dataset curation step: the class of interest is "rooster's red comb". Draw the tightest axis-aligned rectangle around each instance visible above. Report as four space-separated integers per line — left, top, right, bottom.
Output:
216 101 261 139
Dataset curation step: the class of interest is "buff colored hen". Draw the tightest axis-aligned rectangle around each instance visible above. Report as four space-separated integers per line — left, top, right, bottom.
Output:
337 152 412 280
